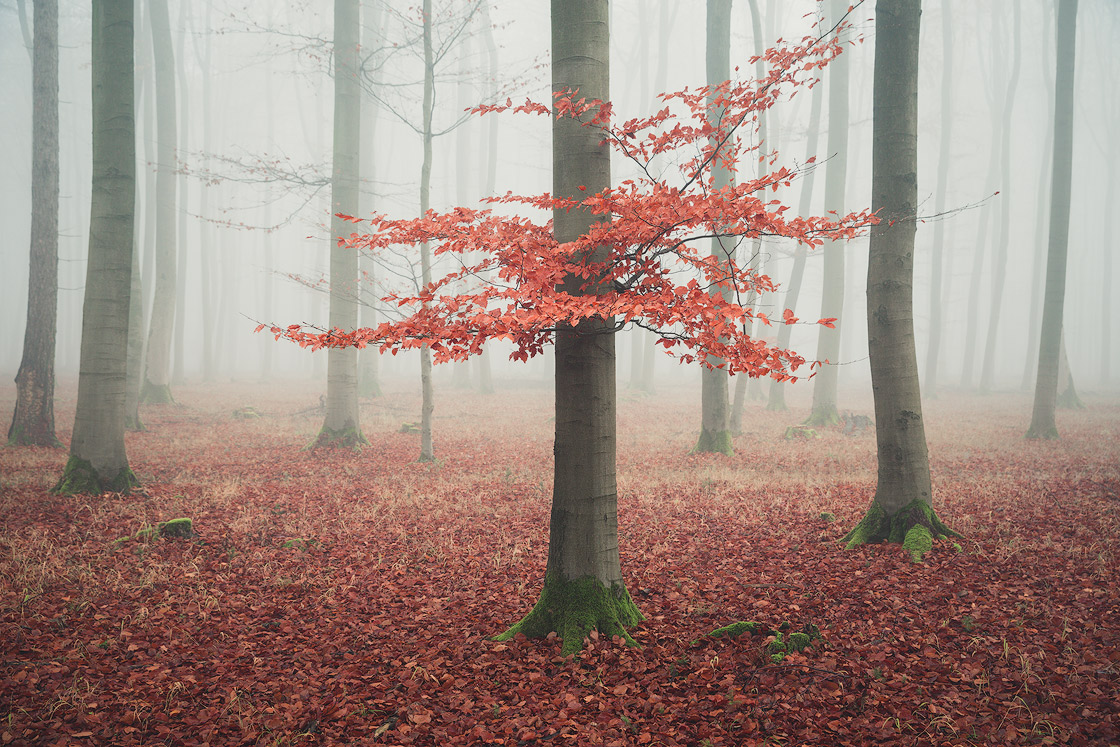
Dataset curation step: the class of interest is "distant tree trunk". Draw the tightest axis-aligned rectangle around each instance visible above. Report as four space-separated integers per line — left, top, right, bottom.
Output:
923 0 952 397
494 0 640 656
979 4 1022 393
193 0 216 383
9 0 61 448
767 64 824 412
418 0 436 462
1027 0 1078 439
451 32 475 393
141 0 177 404
844 0 957 559
124 225 145 431
1021 2 1055 391
56 0 138 494
474 0 499 395
1102 151 1115 387
694 0 734 456
805 0 850 427
172 0 190 385
313 0 367 450
358 0 384 399
1056 332 1084 409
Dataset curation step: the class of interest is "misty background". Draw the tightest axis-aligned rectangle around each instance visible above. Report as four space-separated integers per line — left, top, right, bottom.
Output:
1 0 1117 398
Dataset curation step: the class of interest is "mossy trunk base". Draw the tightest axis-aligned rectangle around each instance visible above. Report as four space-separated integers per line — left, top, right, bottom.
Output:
843 499 961 562
54 455 138 495
139 380 174 404
692 428 733 456
306 425 369 451
803 406 840 427
494 574 644 656
1056 382 1085 410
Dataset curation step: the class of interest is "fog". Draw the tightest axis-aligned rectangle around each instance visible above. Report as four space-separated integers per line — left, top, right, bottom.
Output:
1 0 1117 398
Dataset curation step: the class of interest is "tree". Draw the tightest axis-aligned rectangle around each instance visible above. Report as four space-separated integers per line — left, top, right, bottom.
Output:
55 0 138 494
277 7 871 653
312 0 368 450
1027 0 1077 439
694 0 734 456
843 0 957 560
8 0 60 447
804 0 850 426
140 0 178 404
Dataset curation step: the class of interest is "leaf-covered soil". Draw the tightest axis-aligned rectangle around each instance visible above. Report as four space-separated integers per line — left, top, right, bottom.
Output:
2 379 1118 746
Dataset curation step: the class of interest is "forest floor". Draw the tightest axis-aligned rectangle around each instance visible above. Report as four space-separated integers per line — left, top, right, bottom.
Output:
1 378 1118 747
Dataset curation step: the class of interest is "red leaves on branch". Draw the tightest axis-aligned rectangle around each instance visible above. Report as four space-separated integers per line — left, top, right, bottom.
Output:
274 11 877 381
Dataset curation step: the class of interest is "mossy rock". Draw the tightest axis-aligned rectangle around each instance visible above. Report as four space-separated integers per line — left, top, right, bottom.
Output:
232 407 261 420
399 422 420 434
136 518 195 541
784 425 818 440
819 512 836 522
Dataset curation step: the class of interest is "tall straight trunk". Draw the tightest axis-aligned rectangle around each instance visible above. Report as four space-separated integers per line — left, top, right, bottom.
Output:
141 0 177 404
1102 152 1115 386
451 27 474 391
767 67 825 412
171 0 190 384
313 0 366 449
9 0 60 447
56 0 138 494
1027 0 1078 439
805 0 850 426
137 0 156 340
195 0 215 382
844 0 957 559
1022 2 1055 391
495 0 640 657
694 0 734 456
418 0 436 462
358 0 384 398
629 6 652 391
923 0 952 397
979 4 1022 392
124 227 145 431
473 0 498 395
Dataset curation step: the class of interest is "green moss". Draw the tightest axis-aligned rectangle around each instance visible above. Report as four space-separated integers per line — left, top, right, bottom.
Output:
803 406 840 427
6 424 63 448
53 455 138 495
784 425 818 440
819 512 836 522
692 428 733 456
494 573 644 656
306 425 369 451
158 518 194 538
232 407 260 420
708 621 760 639
843 499 961 562
140 380 175 404
787 631 811 652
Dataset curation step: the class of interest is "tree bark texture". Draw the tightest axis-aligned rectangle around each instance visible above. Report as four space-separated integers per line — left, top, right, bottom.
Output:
358 0 384 399
9 0 60 447
496 0 641 656
695 0 733 456
418 0 436 462
57 0 138 494
141 0 177 404
314 0 367 450
805 0 850 427
1027 0 1077 439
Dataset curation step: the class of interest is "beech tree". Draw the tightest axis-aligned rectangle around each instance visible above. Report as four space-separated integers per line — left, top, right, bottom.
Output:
312 0 368 450
843 0 957 559
1027 0 1078 439
8 0 60 447
273 5 872 653
56 0 138 494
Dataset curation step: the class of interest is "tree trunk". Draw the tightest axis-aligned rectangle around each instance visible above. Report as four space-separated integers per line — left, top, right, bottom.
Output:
1027 0 1077 439
805 0 850 427
418 0 436 462
141 0 177 404
844 0 957 561
358 0 384 399
474 0 498 395
923 0 952 397
9 0 60 448
124 224 145 431
495 0 641 656
312 0 367 450
171 0 190 385
56 0 138 494
694 0 734 456
767 60 825 412
979 4 1022 393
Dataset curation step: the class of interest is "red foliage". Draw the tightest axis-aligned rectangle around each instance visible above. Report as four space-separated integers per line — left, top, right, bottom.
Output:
268 19 877 381
2 383 1118 746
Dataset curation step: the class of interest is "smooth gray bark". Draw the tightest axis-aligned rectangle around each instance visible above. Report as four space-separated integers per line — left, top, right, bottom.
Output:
923 0 952 397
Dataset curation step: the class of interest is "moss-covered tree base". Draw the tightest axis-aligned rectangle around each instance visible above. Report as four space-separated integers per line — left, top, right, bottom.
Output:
494 574 644 656
124 413 146 433
843 499 961 562
1025 422 1060 440
305 425 369 451
53 455 138 495
139 380 174 404
803 406 841 427
692 428 733 456
1056 383 1085 410
6 424 63 448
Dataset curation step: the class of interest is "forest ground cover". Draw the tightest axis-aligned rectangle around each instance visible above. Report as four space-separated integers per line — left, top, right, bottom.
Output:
1 377 1118 746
